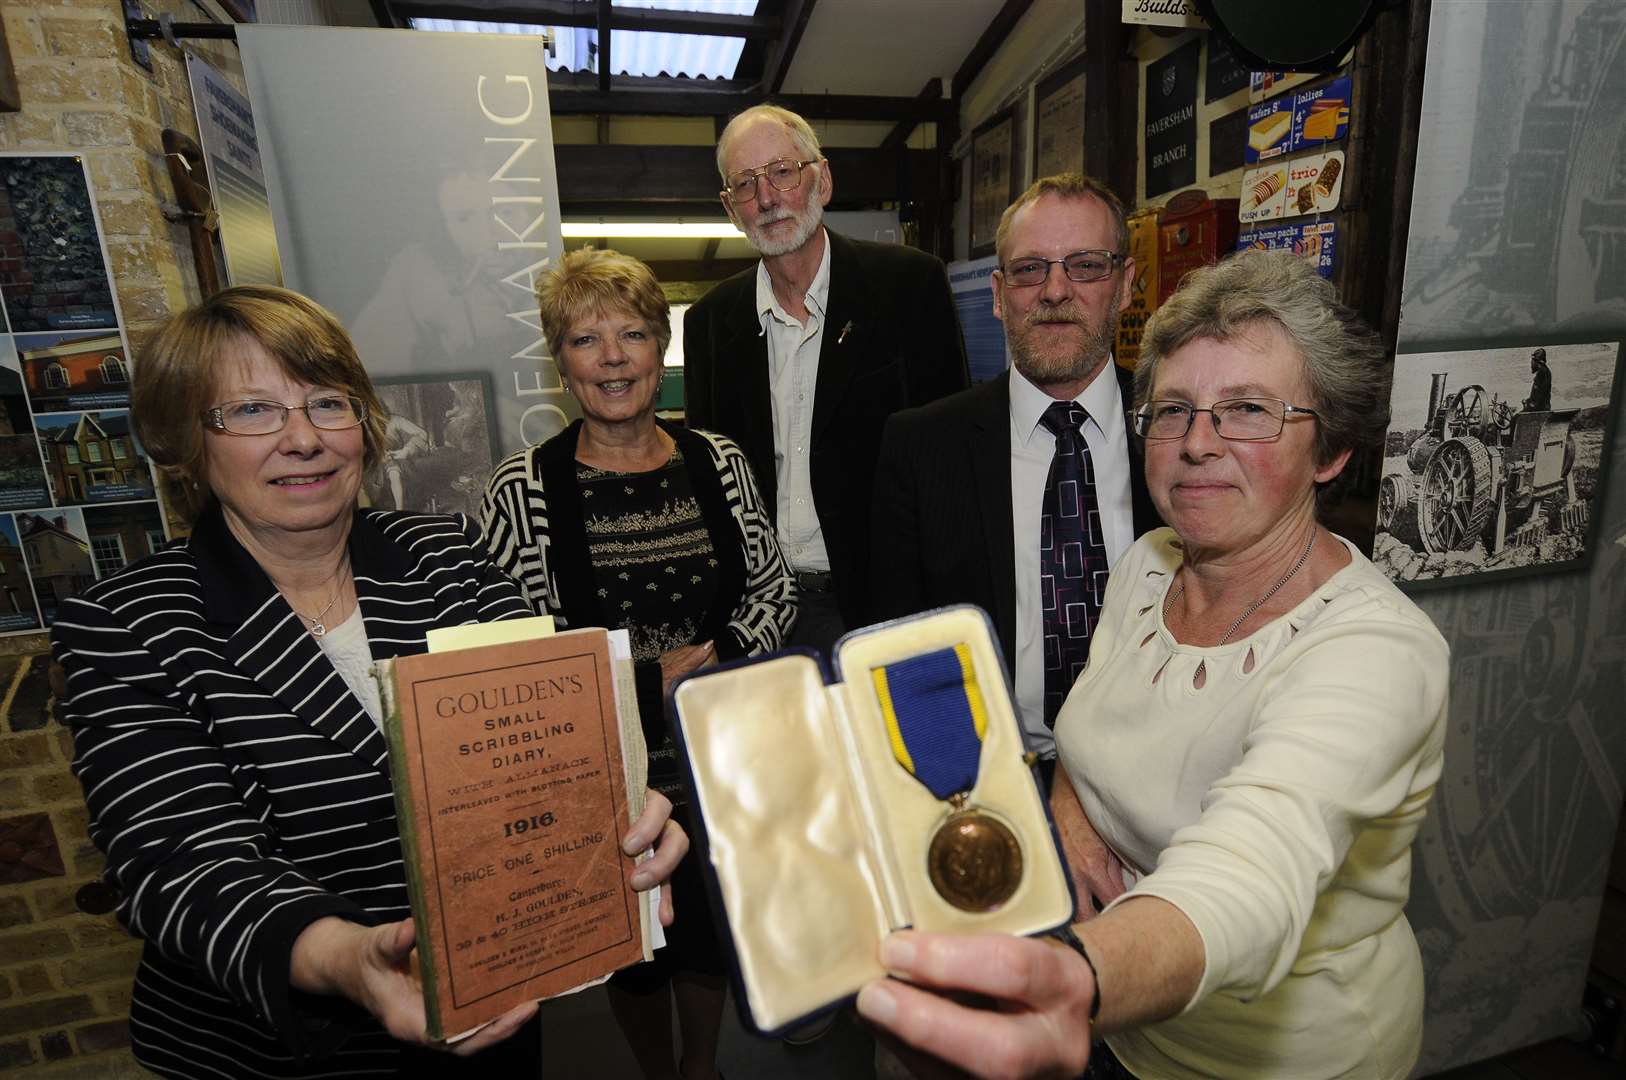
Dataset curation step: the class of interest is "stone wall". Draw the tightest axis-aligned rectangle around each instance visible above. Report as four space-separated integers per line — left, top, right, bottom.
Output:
0 0 239 1073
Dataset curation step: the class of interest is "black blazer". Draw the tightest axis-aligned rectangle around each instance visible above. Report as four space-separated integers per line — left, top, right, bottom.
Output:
869 365 1162 666
683 228 970 624
52 506 535 1079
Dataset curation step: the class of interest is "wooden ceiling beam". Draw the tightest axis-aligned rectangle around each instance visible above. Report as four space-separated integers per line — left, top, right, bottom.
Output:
596 0 611 94
391 0 781 38
548 78 953 123
761 0 817 93
952 0 1035 100
554 144 928 204
368 0 398 28
880 77 945 154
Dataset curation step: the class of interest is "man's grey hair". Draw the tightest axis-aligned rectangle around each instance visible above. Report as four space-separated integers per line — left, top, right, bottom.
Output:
1135 248 1389 470
716 104 824 179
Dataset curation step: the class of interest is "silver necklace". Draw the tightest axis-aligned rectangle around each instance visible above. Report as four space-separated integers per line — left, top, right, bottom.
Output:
289 564 347 637
1164 528 1317 646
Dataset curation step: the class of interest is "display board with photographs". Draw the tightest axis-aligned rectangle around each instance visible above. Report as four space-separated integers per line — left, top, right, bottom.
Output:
1372 339 1622 588
361 374 498 520
0 153 167 636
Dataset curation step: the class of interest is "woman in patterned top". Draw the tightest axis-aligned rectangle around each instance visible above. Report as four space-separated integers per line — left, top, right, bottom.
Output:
482 247 796 1080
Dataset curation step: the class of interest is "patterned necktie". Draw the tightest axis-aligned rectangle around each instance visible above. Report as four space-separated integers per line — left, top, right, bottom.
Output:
1038 401 1109 728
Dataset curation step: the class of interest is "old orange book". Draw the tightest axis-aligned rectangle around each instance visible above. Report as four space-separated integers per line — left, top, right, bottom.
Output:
376 627 650 1041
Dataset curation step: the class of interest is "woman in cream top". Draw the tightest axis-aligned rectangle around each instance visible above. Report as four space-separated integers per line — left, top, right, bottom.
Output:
855 250 1448 1080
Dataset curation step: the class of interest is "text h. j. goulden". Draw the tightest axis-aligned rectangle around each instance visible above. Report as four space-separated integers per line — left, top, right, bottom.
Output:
442 673 585 770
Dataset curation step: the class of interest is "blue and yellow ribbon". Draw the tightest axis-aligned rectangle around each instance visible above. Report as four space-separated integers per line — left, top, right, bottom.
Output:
871 644 988 800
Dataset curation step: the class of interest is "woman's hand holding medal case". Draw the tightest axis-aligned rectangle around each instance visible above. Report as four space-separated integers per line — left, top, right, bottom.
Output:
669 605 1074 1034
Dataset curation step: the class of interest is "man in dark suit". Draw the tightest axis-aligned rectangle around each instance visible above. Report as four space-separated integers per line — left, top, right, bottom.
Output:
684 104 969 653
871 174 1160 772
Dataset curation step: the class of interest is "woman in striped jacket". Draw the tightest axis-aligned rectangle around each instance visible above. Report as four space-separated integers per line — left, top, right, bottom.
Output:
51 286 687 1079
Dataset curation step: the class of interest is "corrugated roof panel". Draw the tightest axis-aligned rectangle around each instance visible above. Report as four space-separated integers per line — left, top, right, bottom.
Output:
414 1 755 79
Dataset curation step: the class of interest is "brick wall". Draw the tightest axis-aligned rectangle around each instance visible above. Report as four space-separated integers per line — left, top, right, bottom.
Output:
0 1 241 1073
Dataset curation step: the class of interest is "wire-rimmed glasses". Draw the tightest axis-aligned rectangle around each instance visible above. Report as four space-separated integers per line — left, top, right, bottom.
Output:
999 250 1125 287
1133 398 1319 441
720 158 821 204
204 395 367 436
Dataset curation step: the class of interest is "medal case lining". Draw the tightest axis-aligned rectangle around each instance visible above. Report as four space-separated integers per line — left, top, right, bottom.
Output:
672 606 1074 1033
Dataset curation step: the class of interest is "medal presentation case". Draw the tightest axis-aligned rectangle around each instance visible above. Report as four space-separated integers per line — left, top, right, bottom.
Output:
669 606 1075 1035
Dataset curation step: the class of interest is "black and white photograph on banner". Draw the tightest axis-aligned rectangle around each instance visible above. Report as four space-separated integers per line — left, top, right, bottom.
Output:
361 374 497 518
0 515 39 632
236 28 569 455
34 410 157 507
15 329 131 412
0 155 119 333
1372 339 1622 586
17 507 92 624
1400 2 1625 347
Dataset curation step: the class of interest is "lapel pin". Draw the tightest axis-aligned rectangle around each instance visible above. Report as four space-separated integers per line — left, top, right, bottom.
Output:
838 320 855 345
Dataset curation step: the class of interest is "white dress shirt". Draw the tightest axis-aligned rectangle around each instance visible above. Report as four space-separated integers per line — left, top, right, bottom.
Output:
756 232 832 572
1009 361 1134 755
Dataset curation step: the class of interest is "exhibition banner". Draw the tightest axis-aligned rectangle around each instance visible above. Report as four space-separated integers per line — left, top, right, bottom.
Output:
238 27 568 493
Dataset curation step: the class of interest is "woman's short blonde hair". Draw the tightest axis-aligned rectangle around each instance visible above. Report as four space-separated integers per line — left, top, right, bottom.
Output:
535 247 672 361
132 285 388 500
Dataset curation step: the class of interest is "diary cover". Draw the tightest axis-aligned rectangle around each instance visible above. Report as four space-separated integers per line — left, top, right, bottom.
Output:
378 628 647 1041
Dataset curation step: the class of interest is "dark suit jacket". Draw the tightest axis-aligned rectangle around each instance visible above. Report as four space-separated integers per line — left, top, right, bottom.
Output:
869 365 1162 667
52 506 535 1078
683 228 969 624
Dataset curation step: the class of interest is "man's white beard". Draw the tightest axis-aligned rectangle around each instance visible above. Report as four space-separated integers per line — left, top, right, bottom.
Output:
747 201 823 258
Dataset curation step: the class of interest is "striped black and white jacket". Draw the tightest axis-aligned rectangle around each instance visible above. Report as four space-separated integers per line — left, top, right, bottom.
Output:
52 507 535 1079
480 421 796 728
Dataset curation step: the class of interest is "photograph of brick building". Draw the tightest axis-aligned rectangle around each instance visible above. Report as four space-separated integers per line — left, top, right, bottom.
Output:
82 502 167 580
0 515 39 632
35 409 155 506
17 509 93 625
16 329 130 412
0 156 118 333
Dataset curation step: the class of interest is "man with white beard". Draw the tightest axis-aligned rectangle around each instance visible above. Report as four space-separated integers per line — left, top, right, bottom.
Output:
870 174 1161 789
684 105 968 654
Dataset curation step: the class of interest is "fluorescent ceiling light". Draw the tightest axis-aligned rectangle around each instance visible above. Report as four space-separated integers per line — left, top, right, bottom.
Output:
561 221 746 239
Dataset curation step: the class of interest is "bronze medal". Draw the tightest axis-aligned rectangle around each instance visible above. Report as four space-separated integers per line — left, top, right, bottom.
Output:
927 807 1023 912
872 645 1026 913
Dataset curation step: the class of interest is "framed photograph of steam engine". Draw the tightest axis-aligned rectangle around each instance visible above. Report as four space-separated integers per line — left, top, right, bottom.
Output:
1371 338 1623 589
361 373 498 520
1033 52 1088 181
970 108 1018 258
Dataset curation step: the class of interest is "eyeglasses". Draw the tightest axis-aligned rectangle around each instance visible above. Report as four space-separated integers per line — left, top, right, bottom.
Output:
721 158 820 204
999 250 1125 287
204 395 367 437
1133 398 1319 441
